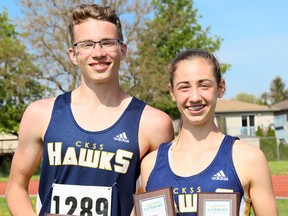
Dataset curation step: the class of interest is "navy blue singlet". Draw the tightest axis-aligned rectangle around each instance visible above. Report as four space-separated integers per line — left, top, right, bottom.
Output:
146 135 251 216
36 91 146 216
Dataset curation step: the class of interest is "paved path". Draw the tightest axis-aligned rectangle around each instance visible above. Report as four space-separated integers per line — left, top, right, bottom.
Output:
1 176 287 197
272 175 288 198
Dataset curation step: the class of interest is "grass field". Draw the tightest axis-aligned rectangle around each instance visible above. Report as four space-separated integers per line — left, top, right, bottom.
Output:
269 161 288 175
0 196 287 216
1 161 287 215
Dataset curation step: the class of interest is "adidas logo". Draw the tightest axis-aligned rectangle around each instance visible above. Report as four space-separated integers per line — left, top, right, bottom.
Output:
211 170 229 181
113 132 130 143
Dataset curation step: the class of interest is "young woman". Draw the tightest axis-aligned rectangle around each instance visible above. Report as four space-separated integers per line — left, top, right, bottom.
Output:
140 49 278 215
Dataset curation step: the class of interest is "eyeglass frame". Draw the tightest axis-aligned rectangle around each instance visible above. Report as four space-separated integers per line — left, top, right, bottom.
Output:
73 38 123 53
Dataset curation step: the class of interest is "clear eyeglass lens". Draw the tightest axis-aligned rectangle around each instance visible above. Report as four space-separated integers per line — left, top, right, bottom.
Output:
76 39 120 53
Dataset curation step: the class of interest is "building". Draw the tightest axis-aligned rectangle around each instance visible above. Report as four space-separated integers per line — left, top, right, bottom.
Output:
271 99 288 144
0 133 18 157
215 99 277 137
215 99 280 147
173 99 288 147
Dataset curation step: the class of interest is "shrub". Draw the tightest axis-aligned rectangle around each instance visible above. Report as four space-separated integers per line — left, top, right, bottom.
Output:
0 155 13 177
260 137 278 161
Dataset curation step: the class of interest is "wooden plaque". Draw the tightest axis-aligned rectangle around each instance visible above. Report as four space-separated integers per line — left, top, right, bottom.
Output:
197 192 240 216
133 187 176 216
45 214 70 216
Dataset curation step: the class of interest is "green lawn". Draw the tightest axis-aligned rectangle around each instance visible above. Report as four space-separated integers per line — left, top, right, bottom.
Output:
269 161 288 175
250 199 288 216
1 197 287 216
277 199 288 215
0 196 36 216
1 162 287 215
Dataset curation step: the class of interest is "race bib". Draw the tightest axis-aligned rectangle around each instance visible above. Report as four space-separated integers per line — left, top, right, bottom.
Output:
50 184 112 216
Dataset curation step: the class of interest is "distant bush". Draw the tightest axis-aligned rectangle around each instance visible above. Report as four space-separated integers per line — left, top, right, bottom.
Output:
279 142 288 160
0 155 13 177
256 125 287 161
0 155 41 177
260 137 277 161
260 137 288 161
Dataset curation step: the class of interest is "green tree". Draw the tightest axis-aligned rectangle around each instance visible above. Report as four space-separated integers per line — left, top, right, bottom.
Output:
260 92 269 105
15 0 228 118
255 125 275 137
260 76 288 105
269 76 288 104
266 125 275 137
126 0 227 118
256 125 264 137
233 93 261 104
0 11 45 134
17 0 153 95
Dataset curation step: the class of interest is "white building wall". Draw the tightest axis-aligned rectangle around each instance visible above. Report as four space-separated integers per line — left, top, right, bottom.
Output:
224 115 242 136
215 112 275 137
0 133 18 154
255 113 274 132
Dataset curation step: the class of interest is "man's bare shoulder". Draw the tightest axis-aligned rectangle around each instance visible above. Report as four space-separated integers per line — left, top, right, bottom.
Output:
138 104 174 155
20 97 56 129
18 97 57 142
141 104 174 138
25 97 56 115
142 104 173 125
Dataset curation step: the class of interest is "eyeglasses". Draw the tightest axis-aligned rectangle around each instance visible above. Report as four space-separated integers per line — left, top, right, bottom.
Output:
73 39 123 54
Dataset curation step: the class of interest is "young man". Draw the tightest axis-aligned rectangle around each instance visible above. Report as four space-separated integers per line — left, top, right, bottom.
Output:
5 4 174 216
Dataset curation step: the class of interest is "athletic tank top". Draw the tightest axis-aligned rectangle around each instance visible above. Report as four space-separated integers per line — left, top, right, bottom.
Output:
146 135 251 216
36 91 146 216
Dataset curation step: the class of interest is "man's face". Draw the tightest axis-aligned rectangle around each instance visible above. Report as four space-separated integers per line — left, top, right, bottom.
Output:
69 18 127 84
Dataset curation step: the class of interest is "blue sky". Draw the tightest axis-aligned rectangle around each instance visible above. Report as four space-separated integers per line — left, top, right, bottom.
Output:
1 1 288 99
194 0 288 99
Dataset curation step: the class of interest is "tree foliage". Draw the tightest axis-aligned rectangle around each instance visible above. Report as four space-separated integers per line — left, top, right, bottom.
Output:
234 76 288 106
126 0 226 118
17 0 153 95
256 125 275 138
0 11 45 134
261 76 288 105
15 0 227 118
233 93 261 104
269 76 288 104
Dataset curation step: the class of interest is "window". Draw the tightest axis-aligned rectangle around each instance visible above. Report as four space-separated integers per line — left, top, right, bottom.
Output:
241 115 255 136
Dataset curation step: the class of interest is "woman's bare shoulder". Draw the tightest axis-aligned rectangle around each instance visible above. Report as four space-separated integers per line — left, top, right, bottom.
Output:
232 139 268 169
142 149 158 166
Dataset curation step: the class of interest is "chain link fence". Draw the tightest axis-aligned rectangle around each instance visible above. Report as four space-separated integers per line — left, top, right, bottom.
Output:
260 137 288 161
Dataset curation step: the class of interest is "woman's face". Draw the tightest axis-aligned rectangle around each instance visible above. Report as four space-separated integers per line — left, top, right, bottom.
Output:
170 58 224 127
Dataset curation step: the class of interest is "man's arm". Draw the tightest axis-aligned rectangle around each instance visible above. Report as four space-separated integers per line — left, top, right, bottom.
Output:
5 99 53 216
139 105 174 159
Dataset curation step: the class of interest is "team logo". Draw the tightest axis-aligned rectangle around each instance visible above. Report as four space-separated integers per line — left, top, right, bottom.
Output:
211 170 229 181
113 132 130 143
